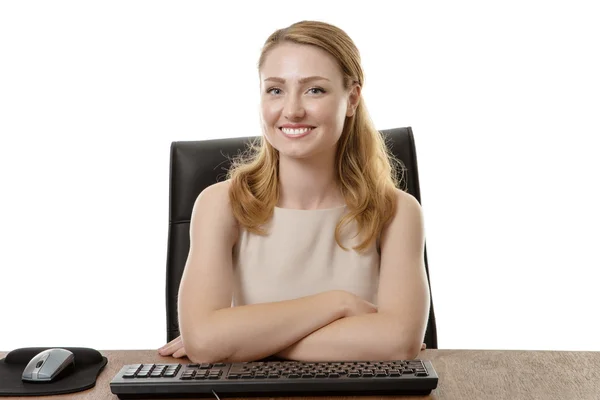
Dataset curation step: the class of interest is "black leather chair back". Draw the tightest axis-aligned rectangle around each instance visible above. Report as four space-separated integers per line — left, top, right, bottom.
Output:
166 127 438 349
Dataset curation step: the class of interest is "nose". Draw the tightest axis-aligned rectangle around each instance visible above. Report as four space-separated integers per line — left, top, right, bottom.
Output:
283 94 305 120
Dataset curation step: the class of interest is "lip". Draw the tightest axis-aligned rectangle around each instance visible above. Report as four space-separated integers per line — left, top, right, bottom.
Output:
279 124 315 129
279 126 315 139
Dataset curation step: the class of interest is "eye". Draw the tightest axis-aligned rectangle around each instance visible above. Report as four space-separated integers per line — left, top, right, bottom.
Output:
308 87 326 94
266 87 282 95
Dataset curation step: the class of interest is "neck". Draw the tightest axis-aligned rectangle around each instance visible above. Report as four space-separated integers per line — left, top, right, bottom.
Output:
277 152 344 210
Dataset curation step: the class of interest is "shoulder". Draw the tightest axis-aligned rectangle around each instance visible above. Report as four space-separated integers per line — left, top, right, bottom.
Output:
393 189 423 218
191 179 239 242
194 179 231 202
380 189 424 243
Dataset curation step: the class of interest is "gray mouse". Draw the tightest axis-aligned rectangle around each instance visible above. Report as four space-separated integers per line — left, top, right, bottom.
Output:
22 348 75 382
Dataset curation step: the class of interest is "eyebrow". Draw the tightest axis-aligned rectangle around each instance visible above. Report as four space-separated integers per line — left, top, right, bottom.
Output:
263 76 331 84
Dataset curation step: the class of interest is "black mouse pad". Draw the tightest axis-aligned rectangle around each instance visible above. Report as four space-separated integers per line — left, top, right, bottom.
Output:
0 347 108 396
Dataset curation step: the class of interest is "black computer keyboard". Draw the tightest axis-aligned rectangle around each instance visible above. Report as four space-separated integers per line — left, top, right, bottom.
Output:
110 359 438 398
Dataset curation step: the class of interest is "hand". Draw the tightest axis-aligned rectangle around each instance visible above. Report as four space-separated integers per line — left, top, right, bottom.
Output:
337 290 378 318
158 335 187 358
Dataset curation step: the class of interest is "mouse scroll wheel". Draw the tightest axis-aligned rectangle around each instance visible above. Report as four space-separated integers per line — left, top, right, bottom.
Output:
36 360 44 368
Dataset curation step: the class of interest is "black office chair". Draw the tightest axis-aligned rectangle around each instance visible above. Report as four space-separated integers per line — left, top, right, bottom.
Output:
165 126 438 350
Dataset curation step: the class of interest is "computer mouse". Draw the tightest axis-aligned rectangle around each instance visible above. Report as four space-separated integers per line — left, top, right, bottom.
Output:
22 348 75 382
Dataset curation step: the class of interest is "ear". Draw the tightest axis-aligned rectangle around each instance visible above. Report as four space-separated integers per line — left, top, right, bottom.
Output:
346 83 361 117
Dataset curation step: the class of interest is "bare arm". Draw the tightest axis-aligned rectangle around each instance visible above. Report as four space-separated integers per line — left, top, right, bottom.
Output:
196 291 346 363
177 181 348 363
274 313 423 362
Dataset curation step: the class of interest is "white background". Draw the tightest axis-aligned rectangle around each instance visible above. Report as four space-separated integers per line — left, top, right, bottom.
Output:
1 1 599 352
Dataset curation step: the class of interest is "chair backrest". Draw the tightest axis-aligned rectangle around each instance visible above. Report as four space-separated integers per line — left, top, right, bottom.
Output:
166 126 438 349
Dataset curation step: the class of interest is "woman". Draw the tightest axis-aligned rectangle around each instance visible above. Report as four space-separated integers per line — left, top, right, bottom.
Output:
159 20 430 363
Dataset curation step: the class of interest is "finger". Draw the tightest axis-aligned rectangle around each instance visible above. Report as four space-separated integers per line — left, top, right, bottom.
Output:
421 343 426 350
167 336 182 347
159 337 182 354
173 347 187 358
158 346 175 356
158 344 173 355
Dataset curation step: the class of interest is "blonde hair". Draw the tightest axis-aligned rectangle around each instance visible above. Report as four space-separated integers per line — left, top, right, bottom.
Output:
227 20 404 253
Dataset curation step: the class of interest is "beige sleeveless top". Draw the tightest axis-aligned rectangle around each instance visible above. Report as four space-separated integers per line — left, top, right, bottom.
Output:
231 205 380 307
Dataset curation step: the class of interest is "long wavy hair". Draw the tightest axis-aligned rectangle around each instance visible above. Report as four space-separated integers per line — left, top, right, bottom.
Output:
226 20 404 253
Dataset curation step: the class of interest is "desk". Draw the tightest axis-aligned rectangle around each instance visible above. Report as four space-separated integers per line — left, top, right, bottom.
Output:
1 349 599 399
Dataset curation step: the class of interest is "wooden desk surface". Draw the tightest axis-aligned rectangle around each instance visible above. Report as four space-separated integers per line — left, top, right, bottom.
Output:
1 349 599 399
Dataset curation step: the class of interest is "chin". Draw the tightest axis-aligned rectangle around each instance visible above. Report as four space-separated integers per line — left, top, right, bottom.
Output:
277 147 316 160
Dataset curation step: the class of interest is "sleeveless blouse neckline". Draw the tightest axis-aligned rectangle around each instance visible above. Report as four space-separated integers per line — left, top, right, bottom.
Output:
273 204 347 212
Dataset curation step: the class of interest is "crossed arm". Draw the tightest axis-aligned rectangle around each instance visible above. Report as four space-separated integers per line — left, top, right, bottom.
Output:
274 312 427 361
164 189 430 362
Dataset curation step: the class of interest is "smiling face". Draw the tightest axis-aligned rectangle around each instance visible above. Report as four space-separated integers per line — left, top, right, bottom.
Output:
259 42 359 160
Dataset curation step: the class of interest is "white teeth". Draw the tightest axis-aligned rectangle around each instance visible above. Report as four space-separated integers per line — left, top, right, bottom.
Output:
281 127 313 135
